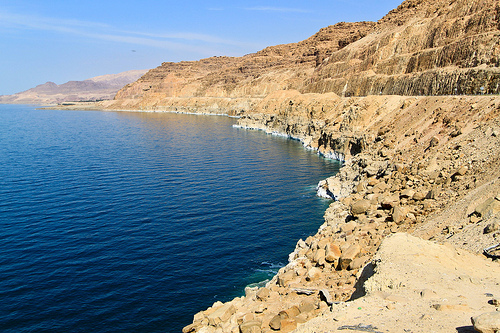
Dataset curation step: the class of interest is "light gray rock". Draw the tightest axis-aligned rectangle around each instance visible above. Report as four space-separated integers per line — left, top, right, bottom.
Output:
351 200 371 215
471 312 500 333
476 197 500 218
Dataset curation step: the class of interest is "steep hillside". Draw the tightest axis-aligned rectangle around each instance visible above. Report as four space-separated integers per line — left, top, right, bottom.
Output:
106 22 376 109
0 69 148 105
305 0 500 96
106 0 500 112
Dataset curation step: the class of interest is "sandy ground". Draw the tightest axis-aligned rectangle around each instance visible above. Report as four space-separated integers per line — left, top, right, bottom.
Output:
293 233 500 333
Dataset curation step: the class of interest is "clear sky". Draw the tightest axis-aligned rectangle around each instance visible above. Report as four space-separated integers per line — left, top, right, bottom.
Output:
0 0 403 95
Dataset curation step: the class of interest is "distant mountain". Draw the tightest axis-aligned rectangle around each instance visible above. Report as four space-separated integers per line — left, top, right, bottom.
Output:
0 69 149 105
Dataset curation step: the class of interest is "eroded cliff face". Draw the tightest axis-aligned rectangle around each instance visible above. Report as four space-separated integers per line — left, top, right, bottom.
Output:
108 21 376 108
107 0 500 112
305 0 500 96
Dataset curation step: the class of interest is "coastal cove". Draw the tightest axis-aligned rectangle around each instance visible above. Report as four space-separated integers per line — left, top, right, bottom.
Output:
0 104 340 332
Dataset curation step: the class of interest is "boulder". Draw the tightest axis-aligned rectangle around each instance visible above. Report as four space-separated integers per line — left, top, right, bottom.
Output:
372 181 389 193
277 271 295 288
256 287 270 300
298 300 316 314
392 206 410 224
240 321 262 333
475 197 500 218
339 244 361 270
269 314 282 331
325 243 342 263
471 312 500 333
340 220 358 234
412 191 427 201
313 248 327 266
400 189 415 198
280 319 297 333
307 267 323 280
207 303 236 327
269 311 297 332
381 194 399 209
351 200 371 215
284 306 301 318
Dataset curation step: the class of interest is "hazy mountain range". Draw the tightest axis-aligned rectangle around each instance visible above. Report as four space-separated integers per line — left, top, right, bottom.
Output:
0 69 148 105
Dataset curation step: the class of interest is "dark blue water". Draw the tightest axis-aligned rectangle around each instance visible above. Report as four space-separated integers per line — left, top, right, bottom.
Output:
0 104 340 332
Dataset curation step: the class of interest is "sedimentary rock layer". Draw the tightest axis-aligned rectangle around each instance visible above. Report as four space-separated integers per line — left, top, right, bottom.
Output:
107 0 500 111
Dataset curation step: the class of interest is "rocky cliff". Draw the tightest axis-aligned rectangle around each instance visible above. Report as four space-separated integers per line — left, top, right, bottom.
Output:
96 0 500 332
105 0 500 112
182 91 500 333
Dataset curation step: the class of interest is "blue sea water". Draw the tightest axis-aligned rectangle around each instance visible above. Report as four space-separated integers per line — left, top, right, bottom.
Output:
0 104 340 332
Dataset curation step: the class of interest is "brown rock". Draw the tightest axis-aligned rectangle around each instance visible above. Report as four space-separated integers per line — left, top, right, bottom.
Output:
280 319 297 333
381 194 399 209
182 323 199 333
284 306 301 318
307 267 323 280
256 287 271 300
298 300 316 314
392 206 409 224
429 136 440 147
349 255 369 270
325 243 342 263
367 177 379 186
207 303 236 326
412 191 427 201
313 248 327 266
340 220 358 234
400 189 415 198
269 315 282 331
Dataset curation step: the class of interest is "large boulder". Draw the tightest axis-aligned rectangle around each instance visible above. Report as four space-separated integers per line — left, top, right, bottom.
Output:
471 312 500 333
351 200 371 215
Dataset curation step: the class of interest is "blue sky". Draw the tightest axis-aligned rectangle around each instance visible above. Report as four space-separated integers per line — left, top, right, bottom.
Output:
0 0 402 95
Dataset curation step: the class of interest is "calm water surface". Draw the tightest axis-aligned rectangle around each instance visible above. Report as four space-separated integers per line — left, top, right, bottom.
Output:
0 105 340 332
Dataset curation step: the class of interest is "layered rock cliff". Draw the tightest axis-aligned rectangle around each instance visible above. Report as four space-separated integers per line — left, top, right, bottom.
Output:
105 0 500 113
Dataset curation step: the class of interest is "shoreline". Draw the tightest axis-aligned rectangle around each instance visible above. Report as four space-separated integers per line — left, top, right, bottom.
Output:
181 93 500 333
30 96 500 332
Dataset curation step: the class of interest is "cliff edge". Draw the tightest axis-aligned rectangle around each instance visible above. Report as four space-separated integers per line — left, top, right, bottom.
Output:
96 0 500 332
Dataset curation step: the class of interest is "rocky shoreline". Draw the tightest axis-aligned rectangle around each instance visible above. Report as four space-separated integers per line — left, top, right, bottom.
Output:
175 92 500 333
50 91 500 332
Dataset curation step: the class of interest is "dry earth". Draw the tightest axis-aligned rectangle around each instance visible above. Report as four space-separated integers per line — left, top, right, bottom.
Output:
293 233 500 333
